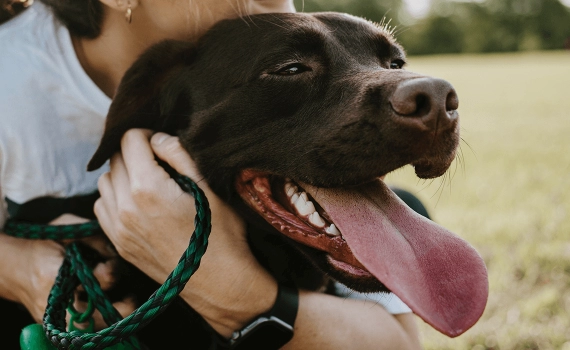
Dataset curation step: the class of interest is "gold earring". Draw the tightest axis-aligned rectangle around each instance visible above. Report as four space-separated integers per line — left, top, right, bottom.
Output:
125 1 132 24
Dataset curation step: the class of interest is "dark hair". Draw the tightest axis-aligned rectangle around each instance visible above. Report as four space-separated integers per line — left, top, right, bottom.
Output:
40 0 103 38
1 0 32 24
0 0 103 38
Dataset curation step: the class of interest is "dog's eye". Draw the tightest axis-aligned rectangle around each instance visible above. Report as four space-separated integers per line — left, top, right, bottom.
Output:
274 63 311 75
390 59 405 69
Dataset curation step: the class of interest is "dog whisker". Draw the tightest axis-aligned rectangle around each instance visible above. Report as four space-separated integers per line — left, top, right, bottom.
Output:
457 145 467 175
431 172 447 207
392 25 410 38
460 137 477 161
451 157 459 184
372 16 397 37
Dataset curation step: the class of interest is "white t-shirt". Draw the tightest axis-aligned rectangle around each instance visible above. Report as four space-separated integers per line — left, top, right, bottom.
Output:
0 2 411 315
334 283 412 314
0 1 111 228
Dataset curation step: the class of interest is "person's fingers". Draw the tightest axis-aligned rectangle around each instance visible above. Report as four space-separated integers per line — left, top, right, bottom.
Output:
78 236 117 260
150 132 218 200
49 214 91 245
91 299 138 330
112 297 138 318
71 296 137 331
150 133 201 179
120 129 170 188
108 152 139 212
95 171 119 240
96 171 118 217
49 213 90 226
89 260 119 291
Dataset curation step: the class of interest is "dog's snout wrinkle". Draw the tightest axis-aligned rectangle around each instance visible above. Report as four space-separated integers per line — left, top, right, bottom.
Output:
390 77 459 132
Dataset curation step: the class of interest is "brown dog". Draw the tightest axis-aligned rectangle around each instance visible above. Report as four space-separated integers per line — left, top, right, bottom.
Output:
89 12 488 343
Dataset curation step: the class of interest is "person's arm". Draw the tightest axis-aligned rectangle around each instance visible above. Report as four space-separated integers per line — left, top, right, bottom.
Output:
96 129 423 349
0 231 137 328
0 232 62 315
0 179 66 321
283 291 420 350
0 197 135 328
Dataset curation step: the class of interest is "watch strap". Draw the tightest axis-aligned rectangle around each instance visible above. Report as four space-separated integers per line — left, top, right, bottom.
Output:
265 284 299 327
223 283 298 349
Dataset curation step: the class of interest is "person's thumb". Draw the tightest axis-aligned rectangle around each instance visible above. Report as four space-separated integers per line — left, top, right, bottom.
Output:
150 133 202 181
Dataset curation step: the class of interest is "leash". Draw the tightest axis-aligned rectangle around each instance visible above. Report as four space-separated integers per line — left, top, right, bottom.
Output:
4 165 211 349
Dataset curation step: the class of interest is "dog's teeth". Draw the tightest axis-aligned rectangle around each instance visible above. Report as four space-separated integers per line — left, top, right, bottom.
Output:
290 192 300 204
325 224 341 236
294 192 315 216
285 183 298 197
308 212 325 228
254 182 266 193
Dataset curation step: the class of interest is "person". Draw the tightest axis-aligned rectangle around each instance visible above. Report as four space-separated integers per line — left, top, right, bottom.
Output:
0 0 423 348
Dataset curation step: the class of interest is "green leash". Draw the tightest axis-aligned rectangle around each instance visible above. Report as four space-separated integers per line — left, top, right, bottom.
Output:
5 168 211 349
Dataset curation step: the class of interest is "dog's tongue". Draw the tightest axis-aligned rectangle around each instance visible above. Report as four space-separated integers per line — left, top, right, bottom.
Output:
304 180 488 337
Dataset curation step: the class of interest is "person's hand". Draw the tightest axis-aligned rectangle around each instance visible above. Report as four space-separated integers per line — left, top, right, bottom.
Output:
95 129 277 337
14 214 136 330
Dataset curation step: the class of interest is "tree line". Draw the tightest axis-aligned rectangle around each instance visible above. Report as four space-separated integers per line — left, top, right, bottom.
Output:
294 0 570 55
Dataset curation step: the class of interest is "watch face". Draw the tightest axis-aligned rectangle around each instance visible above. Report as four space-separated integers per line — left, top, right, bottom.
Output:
233 318 294 350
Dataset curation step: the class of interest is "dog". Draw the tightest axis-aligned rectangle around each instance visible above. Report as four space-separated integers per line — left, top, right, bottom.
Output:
88 12 488 346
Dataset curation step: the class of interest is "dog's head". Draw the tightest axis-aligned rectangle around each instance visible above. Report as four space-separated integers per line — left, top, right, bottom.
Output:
88 12 488 337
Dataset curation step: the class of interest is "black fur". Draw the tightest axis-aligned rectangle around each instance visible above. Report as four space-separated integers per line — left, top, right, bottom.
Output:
89 12 460 348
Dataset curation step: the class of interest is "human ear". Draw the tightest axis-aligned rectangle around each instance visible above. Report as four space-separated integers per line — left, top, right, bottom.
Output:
97 0 140 12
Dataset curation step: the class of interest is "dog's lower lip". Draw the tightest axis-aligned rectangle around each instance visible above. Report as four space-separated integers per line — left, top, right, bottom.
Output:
327 256 374 278
235 169 367 270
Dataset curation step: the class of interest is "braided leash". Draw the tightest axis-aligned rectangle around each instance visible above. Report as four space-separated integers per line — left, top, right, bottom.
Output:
4 169 211 349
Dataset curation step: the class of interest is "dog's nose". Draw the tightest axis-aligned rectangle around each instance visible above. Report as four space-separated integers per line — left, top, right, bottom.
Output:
390 77 459 131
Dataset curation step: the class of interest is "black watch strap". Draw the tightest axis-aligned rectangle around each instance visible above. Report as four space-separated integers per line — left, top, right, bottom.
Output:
221 284 298 350
262 284 298 329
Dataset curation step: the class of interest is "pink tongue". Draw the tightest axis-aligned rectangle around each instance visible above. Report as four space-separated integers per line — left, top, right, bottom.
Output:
304 180 488 337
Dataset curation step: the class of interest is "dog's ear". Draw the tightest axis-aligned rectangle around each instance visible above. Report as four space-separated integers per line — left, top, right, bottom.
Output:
87 40 195 171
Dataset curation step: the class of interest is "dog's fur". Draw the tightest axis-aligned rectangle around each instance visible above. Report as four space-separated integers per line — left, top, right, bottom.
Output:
89 12 461 348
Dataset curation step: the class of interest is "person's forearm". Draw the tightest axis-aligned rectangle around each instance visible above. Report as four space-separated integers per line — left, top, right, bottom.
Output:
395 313 423 350
0 232 28 303
178 259 278 338
180 275 421 350
283 291 421 350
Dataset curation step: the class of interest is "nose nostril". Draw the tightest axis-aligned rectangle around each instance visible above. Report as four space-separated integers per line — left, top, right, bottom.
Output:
446 90 459 112
415 93 431 117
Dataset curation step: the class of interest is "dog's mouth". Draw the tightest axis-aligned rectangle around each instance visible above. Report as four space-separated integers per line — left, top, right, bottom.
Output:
236 169 370 277
236 169 488 338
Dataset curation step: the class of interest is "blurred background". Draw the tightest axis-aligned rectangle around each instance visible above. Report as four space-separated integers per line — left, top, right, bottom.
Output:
293 0 570 349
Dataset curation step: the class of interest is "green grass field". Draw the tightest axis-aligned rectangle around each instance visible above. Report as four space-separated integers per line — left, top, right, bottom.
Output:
384 51 570 350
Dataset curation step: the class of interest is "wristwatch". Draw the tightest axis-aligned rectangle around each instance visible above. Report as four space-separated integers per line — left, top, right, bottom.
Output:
227 284 299 350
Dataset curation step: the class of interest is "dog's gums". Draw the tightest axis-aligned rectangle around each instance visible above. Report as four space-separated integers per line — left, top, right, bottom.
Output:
235 169 369 274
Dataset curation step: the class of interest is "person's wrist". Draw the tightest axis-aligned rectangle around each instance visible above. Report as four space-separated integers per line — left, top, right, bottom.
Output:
226 284 299 349
180 260 278 338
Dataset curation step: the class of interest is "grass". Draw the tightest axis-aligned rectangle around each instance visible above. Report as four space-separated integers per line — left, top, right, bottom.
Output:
384 51 570 350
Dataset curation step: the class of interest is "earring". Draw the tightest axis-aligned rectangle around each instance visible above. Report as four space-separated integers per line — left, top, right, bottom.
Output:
125 1 132 24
